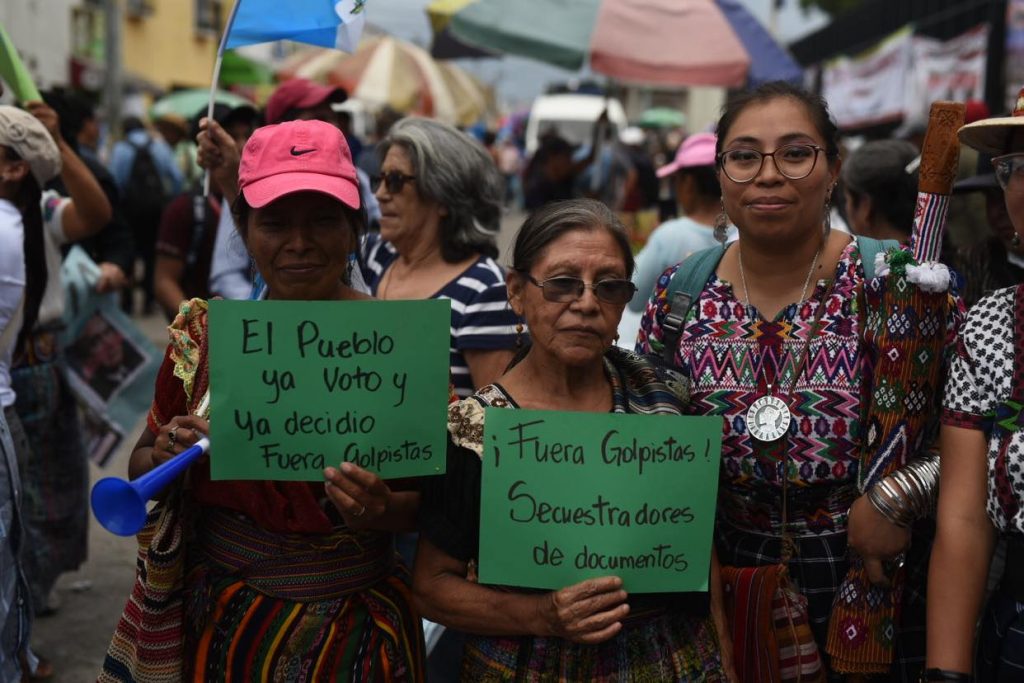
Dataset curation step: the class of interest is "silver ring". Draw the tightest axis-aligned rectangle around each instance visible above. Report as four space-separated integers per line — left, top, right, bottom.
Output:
167 426 178 450
354 505 366 518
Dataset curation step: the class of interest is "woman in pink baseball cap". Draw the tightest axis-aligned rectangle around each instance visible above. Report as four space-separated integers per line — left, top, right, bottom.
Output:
102 119 424 682
628 132 723 312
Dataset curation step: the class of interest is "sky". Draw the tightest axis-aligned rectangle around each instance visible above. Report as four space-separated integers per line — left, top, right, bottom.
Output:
365 0 830 108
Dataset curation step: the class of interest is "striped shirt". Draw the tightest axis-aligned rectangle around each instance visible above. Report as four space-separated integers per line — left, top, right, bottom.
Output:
360 234 518 398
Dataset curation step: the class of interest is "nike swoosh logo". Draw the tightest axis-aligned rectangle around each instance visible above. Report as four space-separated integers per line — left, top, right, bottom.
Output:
290 147 316 156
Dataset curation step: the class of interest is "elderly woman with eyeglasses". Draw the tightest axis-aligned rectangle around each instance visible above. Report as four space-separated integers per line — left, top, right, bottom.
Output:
927 89 1024 683
362 118 519 399
414 199 733 681
637 82 963 680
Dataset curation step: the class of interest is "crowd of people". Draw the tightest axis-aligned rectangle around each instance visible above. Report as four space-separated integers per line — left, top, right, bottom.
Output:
1 69 1024 683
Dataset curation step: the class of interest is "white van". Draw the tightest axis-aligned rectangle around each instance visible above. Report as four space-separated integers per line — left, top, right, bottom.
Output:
524 94 628 155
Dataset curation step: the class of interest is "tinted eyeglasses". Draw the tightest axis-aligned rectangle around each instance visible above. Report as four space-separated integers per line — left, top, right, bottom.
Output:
718 144 825 183
522 273 636 305
993 153 1024 193
371 171 417 194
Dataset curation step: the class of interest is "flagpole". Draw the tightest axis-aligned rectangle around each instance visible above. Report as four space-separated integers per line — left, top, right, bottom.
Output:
204 0 244 196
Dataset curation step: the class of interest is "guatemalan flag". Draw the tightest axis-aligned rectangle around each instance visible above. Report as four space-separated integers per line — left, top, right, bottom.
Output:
224 0 368 53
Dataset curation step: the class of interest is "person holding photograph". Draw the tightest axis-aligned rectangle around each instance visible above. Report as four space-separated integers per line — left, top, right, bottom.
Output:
414 199 733 681
100 119 424 681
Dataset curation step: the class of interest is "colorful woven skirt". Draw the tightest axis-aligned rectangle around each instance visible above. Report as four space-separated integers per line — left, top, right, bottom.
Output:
183 509 425 682
460 609 723 681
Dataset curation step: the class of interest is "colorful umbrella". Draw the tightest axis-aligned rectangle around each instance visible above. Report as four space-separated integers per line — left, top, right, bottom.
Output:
638 107 687 129
436 0 801 87
278 37 490 126
150 88 253 120
426 0 496 59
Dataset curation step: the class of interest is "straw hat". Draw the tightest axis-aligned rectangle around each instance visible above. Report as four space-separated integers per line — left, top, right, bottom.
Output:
958 86 1024 155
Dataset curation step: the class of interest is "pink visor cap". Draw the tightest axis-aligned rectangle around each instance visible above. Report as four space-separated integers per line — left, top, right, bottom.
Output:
238 119 361 210
656 132 718 178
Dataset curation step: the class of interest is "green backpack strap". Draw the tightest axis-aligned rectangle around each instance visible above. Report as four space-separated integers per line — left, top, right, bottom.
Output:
854 235 900 279
661 245 726 363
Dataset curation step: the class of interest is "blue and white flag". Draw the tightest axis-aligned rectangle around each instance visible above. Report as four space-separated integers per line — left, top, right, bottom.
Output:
225 0 367 52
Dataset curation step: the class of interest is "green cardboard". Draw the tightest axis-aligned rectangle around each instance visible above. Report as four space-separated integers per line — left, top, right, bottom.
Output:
208 299 451 480
0 23 41 103
479 409 721 593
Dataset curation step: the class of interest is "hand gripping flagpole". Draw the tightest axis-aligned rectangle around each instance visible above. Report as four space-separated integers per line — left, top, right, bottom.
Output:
203 0 244 197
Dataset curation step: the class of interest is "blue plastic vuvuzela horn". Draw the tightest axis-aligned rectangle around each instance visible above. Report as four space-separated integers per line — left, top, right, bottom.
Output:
91 437 210 536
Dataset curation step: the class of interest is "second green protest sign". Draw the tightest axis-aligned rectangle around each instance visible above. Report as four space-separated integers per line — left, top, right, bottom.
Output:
208 299 450 480
479 409 721 593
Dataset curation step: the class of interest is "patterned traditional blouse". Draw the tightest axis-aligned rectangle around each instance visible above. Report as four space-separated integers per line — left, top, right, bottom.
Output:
637 241 868 532
943 285 1024 534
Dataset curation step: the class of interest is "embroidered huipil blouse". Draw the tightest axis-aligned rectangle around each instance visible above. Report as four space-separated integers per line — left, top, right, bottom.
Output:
637 240 867 534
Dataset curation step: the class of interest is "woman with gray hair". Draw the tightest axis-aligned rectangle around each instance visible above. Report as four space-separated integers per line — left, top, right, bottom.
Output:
362 117 518 397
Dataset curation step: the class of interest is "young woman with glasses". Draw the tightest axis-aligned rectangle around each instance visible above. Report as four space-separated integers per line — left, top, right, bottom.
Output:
362 118 519 400
414 199 734 681
928 88 1024 683
636 82 961 680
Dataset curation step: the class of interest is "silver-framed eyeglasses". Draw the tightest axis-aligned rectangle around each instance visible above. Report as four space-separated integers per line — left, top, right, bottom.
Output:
993 153 1024 193
521 273 637 305
718 144 825 183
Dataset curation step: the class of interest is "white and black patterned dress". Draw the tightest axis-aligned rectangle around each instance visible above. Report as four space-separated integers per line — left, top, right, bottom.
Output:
942 283 1024 681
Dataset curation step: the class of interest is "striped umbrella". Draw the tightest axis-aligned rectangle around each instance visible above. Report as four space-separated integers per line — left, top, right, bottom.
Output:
278 36 489 126
431 0 802 87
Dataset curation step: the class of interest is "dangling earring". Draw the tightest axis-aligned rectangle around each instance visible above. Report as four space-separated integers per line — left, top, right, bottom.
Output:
515 322 524 348
714 199 730 244
1013 233 1022 248
823 189 833 237
612 333 620 347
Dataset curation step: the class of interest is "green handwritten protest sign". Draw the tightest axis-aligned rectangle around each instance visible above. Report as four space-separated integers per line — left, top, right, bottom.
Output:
208 299 450 480
479 409 721 593
0 23 41 103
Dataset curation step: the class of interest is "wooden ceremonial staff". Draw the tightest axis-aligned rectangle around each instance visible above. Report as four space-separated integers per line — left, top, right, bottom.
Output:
826 100 965 675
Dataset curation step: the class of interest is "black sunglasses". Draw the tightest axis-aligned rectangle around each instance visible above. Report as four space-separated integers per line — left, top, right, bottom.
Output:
371 171 417 194
522 273 636 305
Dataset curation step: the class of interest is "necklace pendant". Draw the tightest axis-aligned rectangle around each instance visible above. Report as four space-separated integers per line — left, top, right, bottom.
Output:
747 394 791 443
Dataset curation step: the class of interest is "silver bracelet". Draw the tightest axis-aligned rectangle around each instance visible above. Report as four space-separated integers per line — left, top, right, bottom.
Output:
866 454 940 527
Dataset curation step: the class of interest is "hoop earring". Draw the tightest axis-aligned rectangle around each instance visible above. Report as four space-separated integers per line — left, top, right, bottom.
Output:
714 199 730 244
515 322 524 348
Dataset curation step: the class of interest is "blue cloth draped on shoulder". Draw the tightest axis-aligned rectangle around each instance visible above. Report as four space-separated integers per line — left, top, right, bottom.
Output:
225 0 368 52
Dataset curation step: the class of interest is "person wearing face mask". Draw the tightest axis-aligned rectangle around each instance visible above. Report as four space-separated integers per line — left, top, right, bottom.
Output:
637 82 962 680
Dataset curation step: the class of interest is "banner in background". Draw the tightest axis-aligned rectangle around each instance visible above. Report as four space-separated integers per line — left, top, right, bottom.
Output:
62 247 161 466
906 24 988 125
1008 0 1024 110
822 28 912 129
822 24 989 130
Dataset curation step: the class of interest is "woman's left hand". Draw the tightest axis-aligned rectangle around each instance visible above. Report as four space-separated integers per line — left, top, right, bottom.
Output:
324 462 391 530
847 493 911 587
